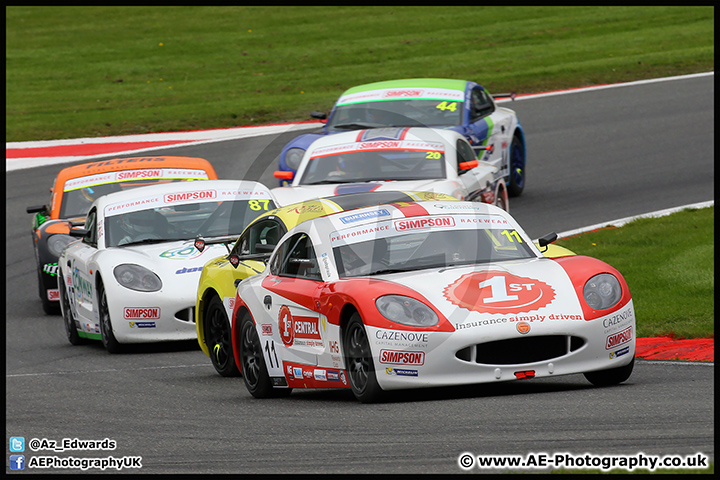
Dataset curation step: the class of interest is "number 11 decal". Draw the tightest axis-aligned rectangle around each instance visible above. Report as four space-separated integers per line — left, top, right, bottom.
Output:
501 229 523 243
264 339 279 368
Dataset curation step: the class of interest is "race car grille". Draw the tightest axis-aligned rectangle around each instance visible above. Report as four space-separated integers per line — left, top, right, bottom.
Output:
455 335 585 365
175 307 195 323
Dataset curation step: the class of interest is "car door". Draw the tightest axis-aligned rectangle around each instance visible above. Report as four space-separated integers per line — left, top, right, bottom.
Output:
64 207 100 333
467 86 510 179
223 217 287 319
261 232 325 375
456 138 494 200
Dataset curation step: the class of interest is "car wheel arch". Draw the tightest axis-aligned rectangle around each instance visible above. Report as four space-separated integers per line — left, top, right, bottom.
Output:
198 288 221 336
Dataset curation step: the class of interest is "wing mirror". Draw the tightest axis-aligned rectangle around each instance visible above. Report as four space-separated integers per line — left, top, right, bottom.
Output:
26 205 48 214
536 232 558 253
458 160 479 172
68 227 89 238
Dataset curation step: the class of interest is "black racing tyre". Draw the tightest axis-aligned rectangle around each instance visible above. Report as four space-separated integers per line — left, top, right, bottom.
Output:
239 313 291 398
584 357 634 387
507 135 525 197
38 267 60 315
98 280 124 353
495 187 508 212
59 275 87 345
204 295 241 377
343 313 384 403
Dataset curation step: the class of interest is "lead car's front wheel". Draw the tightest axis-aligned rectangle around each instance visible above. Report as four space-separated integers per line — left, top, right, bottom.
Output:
239 313 291 398
584 357 634 387
344 313 384 403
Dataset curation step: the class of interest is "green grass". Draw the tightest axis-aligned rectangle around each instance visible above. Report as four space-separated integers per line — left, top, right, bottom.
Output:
5 6 714 141
556 207 714 339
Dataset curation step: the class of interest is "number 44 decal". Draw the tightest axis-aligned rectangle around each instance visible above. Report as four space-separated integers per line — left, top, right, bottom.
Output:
443 271 556 314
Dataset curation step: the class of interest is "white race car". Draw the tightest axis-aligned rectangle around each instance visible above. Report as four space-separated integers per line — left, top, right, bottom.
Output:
58 180 277 352
272 127 508 211
230 201 635 403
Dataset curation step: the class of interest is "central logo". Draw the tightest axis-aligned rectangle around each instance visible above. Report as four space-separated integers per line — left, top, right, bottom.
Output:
278 305 321 347
443 271 555 314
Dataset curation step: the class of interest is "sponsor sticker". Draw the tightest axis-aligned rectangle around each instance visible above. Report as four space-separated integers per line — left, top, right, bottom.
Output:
606 326 633 350
310 140 444 159
444 271 556 315
124 307 161 320
339 209 391 224
385 368 419 377
610 346 630 359
516 322 530 334
336 87 464 106
164 190 217 203
129 321 157 328
378 349 426 365
278 305 321 347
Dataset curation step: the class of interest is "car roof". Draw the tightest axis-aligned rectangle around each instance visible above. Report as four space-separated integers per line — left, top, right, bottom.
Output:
49 156 218 219
53 156 217 187
92 179 274 217
288 200 522 249
340 78 469 96
251 191 459 231
304 127 465 154
319 200 507 231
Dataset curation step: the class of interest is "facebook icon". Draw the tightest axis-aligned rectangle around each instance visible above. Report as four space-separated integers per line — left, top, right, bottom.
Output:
9 454 25 471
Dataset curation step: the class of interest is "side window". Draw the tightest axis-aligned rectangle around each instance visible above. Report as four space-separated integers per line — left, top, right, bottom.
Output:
470 88 494 121
234 218 285 256
270 233 321 280
83 208 98 247
456 139 477 168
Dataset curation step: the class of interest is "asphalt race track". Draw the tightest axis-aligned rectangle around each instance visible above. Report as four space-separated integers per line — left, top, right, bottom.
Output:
5 74 714 474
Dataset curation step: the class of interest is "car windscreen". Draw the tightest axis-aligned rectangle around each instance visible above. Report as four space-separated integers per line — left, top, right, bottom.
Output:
60 169 211 219
326 99 463 131
298 149 446 185
104 199 275 247
332 222 536 278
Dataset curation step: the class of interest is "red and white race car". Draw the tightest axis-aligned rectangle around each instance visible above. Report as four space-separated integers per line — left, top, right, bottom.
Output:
230 201 635 403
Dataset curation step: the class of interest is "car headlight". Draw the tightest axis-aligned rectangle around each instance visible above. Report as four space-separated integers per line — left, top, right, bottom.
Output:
375 295 438 327
48 234 76 257
113 264 162 292
583 273 622 310
284 148 305 170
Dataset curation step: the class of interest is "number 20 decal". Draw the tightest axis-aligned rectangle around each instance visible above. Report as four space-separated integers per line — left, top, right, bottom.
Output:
443 271 556 314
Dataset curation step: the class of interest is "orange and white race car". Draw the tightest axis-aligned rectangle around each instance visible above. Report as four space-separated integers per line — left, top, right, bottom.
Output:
26 156 217 314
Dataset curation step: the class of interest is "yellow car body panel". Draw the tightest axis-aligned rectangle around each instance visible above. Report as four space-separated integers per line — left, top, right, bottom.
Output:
540 243 577 258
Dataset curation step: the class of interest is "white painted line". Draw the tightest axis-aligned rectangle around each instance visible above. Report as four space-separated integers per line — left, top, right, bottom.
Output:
6 72 714 172
637 359 714 367
552 200 714 239
6 363 213 378
497 71 714 102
